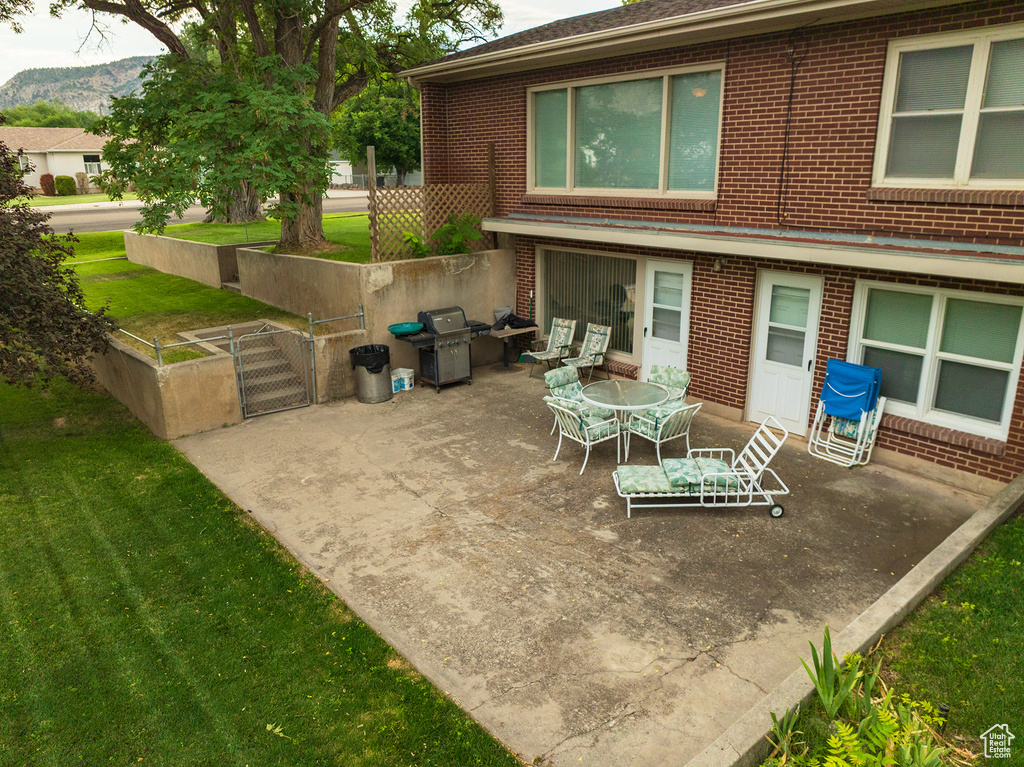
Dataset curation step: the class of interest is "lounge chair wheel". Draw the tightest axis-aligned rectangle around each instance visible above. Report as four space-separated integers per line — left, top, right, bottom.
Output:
769 504 784 519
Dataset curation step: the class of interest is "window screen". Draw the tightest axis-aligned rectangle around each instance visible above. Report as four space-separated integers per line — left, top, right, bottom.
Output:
667 71 721 192
534 90 568 188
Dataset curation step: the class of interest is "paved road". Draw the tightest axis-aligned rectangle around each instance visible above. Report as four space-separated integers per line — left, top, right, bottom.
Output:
45 192 370 233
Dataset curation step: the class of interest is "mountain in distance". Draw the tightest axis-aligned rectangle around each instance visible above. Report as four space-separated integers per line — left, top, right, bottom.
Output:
0 56 154 114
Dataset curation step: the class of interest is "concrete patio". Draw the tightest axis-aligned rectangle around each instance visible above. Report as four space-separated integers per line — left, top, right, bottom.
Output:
175 365 991 766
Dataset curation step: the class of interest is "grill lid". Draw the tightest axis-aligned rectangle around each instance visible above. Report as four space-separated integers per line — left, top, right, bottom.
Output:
418 306 468 334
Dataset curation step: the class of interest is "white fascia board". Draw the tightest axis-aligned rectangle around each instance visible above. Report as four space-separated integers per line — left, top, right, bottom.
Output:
405 0 962 83
484 217 1024 284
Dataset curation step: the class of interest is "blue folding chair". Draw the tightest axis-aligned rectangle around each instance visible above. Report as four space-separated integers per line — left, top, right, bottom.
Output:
808 359 886 467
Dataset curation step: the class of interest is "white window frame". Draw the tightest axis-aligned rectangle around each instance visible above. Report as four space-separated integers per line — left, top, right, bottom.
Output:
84 155 102 176
872 23 1024 190
849 281 1024 440
18 154 30 172
527 63 725 199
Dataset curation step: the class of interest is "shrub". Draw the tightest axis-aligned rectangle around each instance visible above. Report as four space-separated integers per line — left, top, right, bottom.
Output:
40 173 56 196
75 171 89 192
54 175 76 196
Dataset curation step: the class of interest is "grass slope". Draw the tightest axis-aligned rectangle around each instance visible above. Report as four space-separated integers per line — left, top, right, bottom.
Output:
0 379 522 766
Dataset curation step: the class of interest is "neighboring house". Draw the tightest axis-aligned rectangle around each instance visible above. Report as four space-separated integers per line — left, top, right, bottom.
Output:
404 0 1024 486
0 126 106 190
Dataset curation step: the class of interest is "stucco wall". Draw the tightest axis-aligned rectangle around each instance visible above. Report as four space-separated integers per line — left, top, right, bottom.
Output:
91 337 242 440
238 247 517 372
125 232 276 287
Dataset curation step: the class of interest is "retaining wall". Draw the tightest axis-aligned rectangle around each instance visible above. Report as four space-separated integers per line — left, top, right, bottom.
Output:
124 231 276 287
91 337 242 440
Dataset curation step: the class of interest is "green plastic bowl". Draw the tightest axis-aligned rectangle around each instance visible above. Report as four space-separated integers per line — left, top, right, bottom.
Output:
388 322 424 336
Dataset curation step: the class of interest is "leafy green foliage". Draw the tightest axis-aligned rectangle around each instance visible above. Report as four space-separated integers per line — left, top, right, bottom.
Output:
0 122 116 386
333 78 421 182
801 625 861 720
765 628 956 767
0 100 100 129
97 55 331 234
53 174 75 196
433 213 483 255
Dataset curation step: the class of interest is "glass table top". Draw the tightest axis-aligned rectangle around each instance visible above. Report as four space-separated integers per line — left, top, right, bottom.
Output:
580 380 669 410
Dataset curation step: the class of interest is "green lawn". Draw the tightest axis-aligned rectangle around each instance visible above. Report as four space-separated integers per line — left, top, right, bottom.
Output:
25 192 140 207
70 230 312 362
167 213 372 263
0 379 522 766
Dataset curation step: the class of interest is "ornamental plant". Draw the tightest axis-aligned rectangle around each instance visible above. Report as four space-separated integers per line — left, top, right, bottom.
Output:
764 626 968 767
39 172 56 196
54 175 76 196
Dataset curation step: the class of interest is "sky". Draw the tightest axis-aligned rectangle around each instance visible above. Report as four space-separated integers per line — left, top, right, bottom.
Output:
0 0 620 89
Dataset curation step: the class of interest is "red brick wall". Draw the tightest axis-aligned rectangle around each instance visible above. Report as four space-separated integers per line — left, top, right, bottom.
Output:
516 236 1024 482
418 0 1024 481
420 0 1024 244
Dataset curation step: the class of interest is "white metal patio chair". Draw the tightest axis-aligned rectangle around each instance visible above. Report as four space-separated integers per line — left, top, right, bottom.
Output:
562 322 611 383
646 364 691 401
613 417 790 519
527 318 577 378
624 401 702 463
547 400 620 475
542 366 613 434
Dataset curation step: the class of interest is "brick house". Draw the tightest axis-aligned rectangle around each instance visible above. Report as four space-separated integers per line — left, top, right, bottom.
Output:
403 0 1024 489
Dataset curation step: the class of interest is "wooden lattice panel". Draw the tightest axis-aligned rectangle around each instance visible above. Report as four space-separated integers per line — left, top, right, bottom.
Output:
369 183 493 262
370 186 424 262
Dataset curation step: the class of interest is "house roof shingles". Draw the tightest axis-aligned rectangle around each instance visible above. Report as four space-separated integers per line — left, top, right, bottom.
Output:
438 0 751 64
0 126 106 152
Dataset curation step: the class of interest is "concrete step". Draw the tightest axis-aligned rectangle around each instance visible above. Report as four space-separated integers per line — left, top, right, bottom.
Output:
246 370 305 390
239 355 292 379
222 281 242 294
245 386 308 413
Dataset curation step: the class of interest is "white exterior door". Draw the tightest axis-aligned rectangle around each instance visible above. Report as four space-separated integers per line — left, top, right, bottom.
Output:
641 259 693 381
748 271 823 436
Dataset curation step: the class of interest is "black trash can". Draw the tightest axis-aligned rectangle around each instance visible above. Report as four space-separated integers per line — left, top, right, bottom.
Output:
350 344 393 403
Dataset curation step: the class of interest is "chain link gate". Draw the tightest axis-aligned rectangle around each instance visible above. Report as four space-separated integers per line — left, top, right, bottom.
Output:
234 328 311 418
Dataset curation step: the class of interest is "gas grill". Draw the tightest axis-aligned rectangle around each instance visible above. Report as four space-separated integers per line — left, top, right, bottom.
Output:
392 306 491 392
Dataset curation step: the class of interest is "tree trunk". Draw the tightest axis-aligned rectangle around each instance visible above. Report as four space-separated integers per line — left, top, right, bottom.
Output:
204 180 265 223
279 190 325 250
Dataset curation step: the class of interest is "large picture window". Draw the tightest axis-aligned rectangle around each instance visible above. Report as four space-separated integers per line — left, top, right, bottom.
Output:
529 65 723 197
873 24 1024 188
541 249 637 355
850 282 1024 439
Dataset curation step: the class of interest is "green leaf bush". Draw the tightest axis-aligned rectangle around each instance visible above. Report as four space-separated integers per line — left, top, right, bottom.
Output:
54 175 76 196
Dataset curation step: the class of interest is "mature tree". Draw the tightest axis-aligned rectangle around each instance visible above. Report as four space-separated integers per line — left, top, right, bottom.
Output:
52 0 503 250
0 122 116 387
0 0 31 32
333 77 420 185
2 101 101 129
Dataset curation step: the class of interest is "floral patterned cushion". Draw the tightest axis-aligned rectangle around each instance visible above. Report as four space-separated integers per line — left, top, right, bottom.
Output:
631 400 692 432
832 416 861 439
662 457 740 493
543 396 614 421
649 366 691 397
544 366 579 389
615 465 675 494
582 417 619 440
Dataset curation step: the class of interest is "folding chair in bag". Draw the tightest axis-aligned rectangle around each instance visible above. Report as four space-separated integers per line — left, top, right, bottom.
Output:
807 359 885 468
612 417 790 519
527 318 576 378
562 323 611 383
